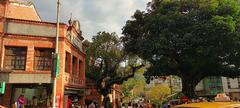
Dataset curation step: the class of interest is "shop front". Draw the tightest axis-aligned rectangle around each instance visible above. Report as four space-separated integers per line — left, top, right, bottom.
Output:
63 87 85 108
11 84 52 108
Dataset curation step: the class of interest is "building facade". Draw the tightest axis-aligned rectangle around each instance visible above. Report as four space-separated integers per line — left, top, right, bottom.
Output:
0 0 86 108
222 77 240 101
147 76 182 93
85 78 102 106
195 76 223 98
85 78 122 108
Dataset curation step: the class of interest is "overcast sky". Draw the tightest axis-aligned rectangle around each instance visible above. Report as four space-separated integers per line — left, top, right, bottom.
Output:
28 0 150 40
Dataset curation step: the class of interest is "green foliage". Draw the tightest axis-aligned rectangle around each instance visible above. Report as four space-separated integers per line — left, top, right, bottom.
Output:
121 68 146 102
146 84 171 104
122 0 240 98
85 31 144 106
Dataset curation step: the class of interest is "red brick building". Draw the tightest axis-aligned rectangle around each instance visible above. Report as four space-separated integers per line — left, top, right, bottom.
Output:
85 78 122 108
0 0 86 108
85 78 102 106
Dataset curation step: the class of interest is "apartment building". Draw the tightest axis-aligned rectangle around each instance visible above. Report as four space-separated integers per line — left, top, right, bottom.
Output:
195 76 223 98
222 77 240 101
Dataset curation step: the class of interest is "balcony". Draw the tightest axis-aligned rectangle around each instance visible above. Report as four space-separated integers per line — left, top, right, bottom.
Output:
64 73 84 87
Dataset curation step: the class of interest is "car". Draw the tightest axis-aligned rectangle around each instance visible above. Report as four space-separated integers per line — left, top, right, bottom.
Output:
174 102 240 108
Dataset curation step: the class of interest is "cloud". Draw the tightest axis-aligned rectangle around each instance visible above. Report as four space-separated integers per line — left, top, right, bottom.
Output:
29 0 151 40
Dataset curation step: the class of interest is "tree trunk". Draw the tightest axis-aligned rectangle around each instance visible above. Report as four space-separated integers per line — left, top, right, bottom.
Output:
181 76 200 99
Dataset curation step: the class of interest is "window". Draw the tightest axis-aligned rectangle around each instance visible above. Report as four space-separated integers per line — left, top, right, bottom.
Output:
238 77 240 88
79 60 81 77
34 48 53 70
227 78 231 89
4 46 27 70
65 52 71 73
209 76 218 83
72 56 77 76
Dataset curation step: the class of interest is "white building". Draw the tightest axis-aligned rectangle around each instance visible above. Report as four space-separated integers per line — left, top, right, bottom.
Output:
222 77 240 101
195 76 223 97
147 76 182 93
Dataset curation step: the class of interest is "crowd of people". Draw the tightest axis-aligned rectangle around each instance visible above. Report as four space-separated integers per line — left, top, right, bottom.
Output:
12 94 240 108
120 100 160 108
14 95 47 108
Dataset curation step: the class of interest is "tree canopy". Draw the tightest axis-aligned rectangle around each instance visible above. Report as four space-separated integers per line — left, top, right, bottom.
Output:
84 31 144 106
122 0 240 98
146 84 170 104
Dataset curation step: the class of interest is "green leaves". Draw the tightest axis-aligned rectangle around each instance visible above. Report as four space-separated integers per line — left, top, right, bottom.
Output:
212 16 236 32
122 0 240 98
121 68 146 101
85 31 145 100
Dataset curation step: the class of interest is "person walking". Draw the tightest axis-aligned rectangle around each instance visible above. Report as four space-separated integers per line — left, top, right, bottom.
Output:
146 100 152 108
17 95 25 108
31 96 37 108
67 97 72 108
88 101 95 108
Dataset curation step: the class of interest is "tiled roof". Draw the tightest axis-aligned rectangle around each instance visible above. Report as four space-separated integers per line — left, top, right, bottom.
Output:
5 1 41 21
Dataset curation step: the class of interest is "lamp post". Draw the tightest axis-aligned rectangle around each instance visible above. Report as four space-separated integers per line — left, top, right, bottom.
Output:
52 0 60 107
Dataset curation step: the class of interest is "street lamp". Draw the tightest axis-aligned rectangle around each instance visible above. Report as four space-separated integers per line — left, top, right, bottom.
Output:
52 0 60 107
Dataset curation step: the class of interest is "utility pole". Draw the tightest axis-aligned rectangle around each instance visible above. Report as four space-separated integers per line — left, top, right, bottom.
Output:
52 0 60 107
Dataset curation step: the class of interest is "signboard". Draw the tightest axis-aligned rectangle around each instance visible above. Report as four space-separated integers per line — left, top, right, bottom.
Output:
0 81 5 94
51 53 60 78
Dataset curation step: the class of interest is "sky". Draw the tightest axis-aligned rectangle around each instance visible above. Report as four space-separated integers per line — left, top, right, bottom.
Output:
28 0 151 41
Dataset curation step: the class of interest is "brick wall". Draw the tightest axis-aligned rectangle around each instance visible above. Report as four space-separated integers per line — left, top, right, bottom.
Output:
56 41 65 108
0 1 6 18
0 18 85 108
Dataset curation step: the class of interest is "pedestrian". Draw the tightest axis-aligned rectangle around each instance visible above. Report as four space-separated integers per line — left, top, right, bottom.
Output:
121 103 126 108
128 102 132 108
67 96 72 108
46 96 52 108
88 101 95 108
17 95 25 108
146 100 152 108
31 96 37 108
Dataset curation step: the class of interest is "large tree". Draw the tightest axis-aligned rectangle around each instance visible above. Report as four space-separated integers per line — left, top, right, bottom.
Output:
122 0 240 98
85 32 144 107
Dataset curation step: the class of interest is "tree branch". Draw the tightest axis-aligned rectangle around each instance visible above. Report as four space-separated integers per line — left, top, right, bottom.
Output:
106 64 145 87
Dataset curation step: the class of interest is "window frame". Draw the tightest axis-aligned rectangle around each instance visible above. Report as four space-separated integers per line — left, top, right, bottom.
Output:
34 48 54 71
4 46 27 70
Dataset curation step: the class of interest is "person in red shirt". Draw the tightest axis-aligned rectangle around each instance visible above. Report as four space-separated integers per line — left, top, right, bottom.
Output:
67 97 72 108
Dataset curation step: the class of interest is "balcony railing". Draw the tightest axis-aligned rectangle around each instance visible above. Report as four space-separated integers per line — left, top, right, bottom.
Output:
64 73 84 87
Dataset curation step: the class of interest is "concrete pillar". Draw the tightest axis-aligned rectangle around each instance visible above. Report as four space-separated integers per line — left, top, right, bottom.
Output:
26 45 34 72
